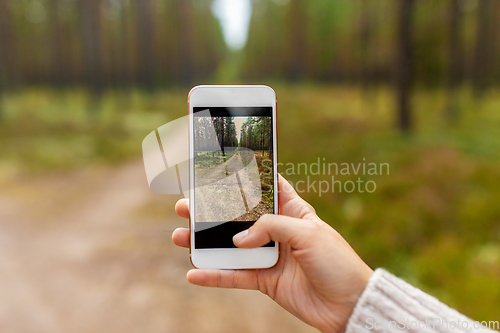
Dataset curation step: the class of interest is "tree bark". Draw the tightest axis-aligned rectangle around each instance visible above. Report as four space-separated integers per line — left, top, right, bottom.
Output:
395 0 415 132
445 0 462 123
359 0 371 90
136 0 155 89
80 0 104 117
80 0 104 94
48 0 65 86
175 0 194 86
472 0 493 97
0 0 14 121
286 0 307 81
119 3 133 87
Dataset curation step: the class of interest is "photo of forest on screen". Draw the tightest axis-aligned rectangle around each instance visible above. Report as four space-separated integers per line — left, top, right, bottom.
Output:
193 115 273 222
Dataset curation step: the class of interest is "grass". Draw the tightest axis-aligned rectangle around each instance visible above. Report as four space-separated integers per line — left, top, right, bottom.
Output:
0 87 187 176
1 84 499 320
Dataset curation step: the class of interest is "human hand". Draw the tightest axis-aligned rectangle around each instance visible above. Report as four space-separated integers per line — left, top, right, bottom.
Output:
172 175 373 333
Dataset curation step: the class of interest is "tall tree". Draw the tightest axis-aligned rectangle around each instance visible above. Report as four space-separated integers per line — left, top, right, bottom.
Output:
135 0 155 89
118 2 130 86
219 117 225 155
445 0 463 123
286 0 307 81
0 0 14 121
493 1 500 85
48 0 65 86
80 0 104 98
175 0 194 86
395 0 415 132
359 0 372 89
472 0 493 97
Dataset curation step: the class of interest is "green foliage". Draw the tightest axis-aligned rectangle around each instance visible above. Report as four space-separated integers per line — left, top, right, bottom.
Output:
194 151 236 169
239 116 272 151
262 191 274 208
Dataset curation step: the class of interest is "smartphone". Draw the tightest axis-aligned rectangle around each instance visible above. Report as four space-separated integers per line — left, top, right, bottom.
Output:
188 85 278 269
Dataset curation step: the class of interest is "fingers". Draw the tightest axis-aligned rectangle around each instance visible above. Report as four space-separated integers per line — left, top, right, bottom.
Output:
277 174 317 220
175 198 190 219
186 269 259 290
172 228 190 248
173 199 189 248
277 173 300 206
234 214 316 250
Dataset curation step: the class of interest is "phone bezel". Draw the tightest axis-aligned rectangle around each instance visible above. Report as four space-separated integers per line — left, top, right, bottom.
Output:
188 85 279 269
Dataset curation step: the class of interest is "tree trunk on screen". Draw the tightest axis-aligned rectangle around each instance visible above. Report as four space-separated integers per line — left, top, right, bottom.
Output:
226 118 232 149
136 0 155 89
445 0 462 123
472 0 493 97
176 0 194 86
220 118 225 155
395 0 415 132
248 126 252 151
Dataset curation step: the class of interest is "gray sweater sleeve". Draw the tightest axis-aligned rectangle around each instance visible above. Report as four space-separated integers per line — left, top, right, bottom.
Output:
345 269 498 333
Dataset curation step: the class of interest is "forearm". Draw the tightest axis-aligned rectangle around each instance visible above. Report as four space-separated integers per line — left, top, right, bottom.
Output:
345 269 498 333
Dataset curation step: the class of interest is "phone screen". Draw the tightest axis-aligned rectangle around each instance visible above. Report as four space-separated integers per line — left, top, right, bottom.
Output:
192 107 275 249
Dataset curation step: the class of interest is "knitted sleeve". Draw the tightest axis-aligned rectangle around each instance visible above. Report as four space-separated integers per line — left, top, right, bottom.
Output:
345 269 498 333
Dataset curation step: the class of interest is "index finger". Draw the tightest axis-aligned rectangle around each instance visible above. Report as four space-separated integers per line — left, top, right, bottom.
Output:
175 198 190 219
186 269 260 290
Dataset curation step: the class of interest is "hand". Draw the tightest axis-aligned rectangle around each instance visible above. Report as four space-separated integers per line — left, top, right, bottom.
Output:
173 175 373 333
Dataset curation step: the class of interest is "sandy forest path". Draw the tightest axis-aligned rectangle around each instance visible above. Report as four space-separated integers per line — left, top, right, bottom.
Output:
194 151 263 223
0 160 315 333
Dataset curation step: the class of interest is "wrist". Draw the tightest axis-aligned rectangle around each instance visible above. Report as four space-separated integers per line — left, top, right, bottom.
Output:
314 265 374 333
335 265 374 333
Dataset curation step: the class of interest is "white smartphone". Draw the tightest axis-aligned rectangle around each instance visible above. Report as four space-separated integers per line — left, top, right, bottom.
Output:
188 85 279 269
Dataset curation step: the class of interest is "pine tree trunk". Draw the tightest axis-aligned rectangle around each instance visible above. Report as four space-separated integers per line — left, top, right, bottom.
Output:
286 0 306 81
472 0 493 97
176 0 194 86
136 0 155 89
445 0 462 123
395 0 415 132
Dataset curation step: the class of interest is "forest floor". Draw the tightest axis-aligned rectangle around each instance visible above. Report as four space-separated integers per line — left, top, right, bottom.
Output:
0 159 315 333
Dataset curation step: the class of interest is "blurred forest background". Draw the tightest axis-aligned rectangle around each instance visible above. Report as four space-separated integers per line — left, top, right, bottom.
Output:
1 0 500 332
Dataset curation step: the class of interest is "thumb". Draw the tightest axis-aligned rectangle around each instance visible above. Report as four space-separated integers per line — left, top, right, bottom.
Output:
233 214 318 250
277 174 317 220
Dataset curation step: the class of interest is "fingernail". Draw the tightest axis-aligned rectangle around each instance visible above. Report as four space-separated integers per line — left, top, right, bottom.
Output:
233 229 249 243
